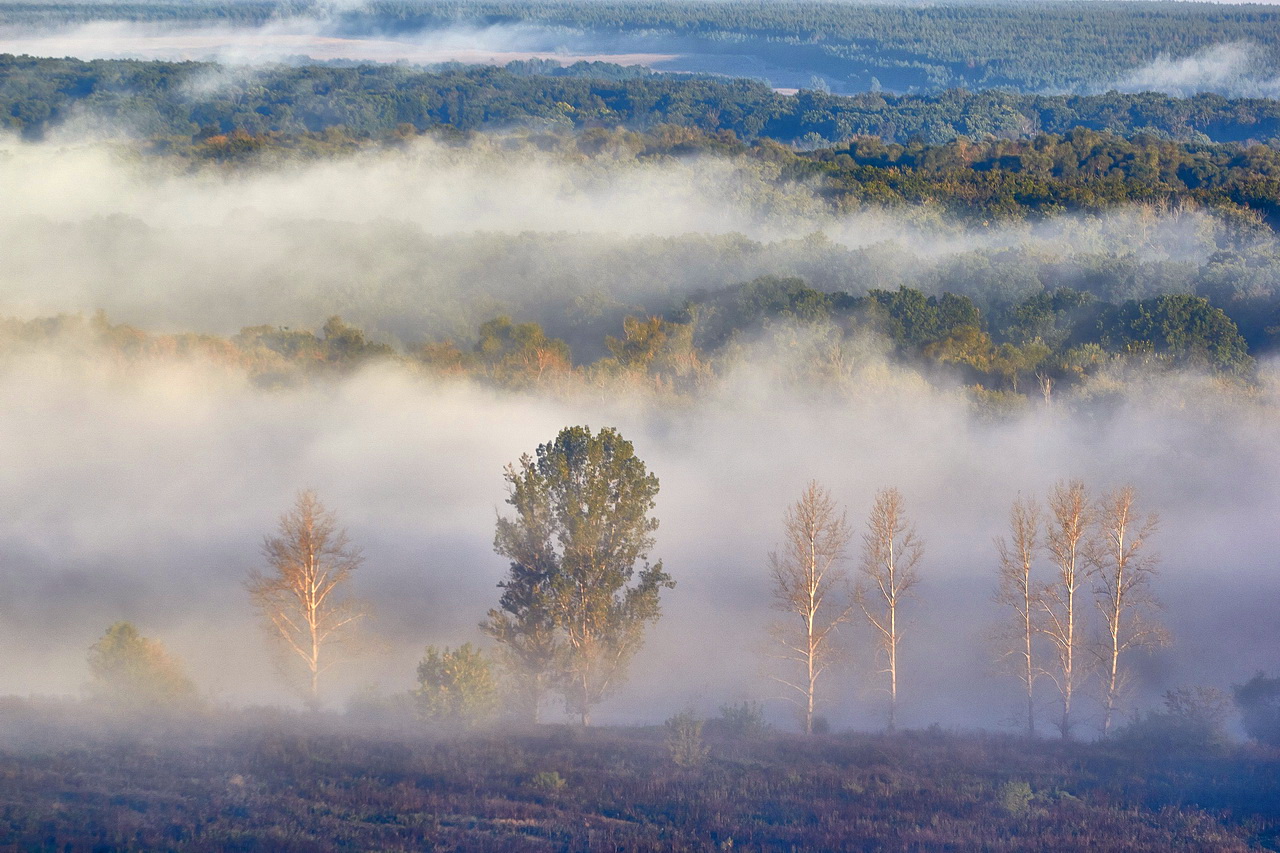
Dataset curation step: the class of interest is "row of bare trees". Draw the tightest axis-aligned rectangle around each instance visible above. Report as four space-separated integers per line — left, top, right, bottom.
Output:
996 481 1166 739
769 482 923 734
770 479 1164 738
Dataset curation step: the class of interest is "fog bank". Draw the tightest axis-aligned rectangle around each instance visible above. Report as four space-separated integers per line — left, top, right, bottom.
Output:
0 342 1275 731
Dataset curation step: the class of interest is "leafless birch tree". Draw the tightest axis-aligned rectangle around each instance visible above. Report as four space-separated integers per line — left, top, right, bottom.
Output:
1040 480 1091 739
769 481 853 735
994 495 1044 737
1092 485 1167 735
857 487 923 732
247 490 364 709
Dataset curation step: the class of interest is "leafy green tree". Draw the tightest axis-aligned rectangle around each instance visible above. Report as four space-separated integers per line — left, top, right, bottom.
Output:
87 622 197 709
1099 295 1251 373
474 317 571 386
603 315 707 389
485 426 673 725
320 316 394 365
415 643 499 728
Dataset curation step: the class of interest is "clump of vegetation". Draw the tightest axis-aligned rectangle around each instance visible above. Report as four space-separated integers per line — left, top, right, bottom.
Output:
1234 673 1280 748
86 621 198 710
999 780 1035 815
0 706 1272 850
714 701 769 739
1114 687 1234 755
528 770 567 792
664 709 709 768
415 643 499 728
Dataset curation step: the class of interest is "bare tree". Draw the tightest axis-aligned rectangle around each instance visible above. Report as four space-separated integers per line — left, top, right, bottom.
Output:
1040 480 1091 739
857 487 923 732
1092 485 1168 735
768 481 853 735
994 495 1045 737
247 490 364 709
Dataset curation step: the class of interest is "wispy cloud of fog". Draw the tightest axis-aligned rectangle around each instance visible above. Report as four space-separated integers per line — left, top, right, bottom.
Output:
0 137 1246 347
0 19 672 68
1109 41 1280 99
1 135 1277 731
0 336 1277 731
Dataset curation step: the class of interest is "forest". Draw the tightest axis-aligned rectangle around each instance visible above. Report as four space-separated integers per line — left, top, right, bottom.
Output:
4 0 1280 92
9 54 1280 145
3 1 1280 849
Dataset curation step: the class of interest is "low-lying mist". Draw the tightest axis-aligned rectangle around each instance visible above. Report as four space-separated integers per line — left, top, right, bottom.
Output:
0 19 659 67
0 331 1276 732
0 135 1258 350
1 132 1278 733
1110 41 1280 100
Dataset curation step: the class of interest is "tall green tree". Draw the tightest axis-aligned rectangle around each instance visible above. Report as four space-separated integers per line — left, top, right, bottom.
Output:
484 426 673 725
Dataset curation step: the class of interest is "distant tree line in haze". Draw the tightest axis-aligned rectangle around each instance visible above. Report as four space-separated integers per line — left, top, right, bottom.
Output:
0 276 1256 410
2 0 1279 93
8 54 1280 146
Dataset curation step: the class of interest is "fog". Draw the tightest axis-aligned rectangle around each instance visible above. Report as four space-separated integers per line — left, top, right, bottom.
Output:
0 19 678 68
0 136 1247 348
1111 41 1280 99
1 131 1278 734
0 334 1277 732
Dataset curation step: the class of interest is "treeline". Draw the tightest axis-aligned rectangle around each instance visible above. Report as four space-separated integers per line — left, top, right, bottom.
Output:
9 54 1280 146
172 123 1280 229
4 0 1280 92
0 278 1256 406
329 0 1280 92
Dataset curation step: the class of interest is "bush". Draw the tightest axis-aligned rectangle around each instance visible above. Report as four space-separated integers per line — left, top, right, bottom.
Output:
999 780 1034 815
1234 673 1280 748
415 644 498 728
1114 687 1233 754
716 701 768 739
665 709 710 768
529 770 566 791
87 622 198 710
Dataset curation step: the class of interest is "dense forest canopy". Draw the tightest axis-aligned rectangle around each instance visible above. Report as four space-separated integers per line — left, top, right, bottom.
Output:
8 54 1280 149
3 0 1280 92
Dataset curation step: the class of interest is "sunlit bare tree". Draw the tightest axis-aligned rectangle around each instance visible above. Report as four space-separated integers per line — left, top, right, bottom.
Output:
994 494 1045 737
1092 485 1168 735
1040 480 1091 739
857 487 923 732
769 481 853 735
247 490 364 709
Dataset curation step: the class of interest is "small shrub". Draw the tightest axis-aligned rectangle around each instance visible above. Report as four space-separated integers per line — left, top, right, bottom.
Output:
87 622 199 711
1115 686 1233 754
1000 780 1034 815
415 644 498 728
529 770 566 791
1234 673 1280 748
665 709 710 768
716 701 768 739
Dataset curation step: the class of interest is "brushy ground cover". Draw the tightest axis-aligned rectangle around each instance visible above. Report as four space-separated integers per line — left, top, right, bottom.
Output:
0 701 1275 851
